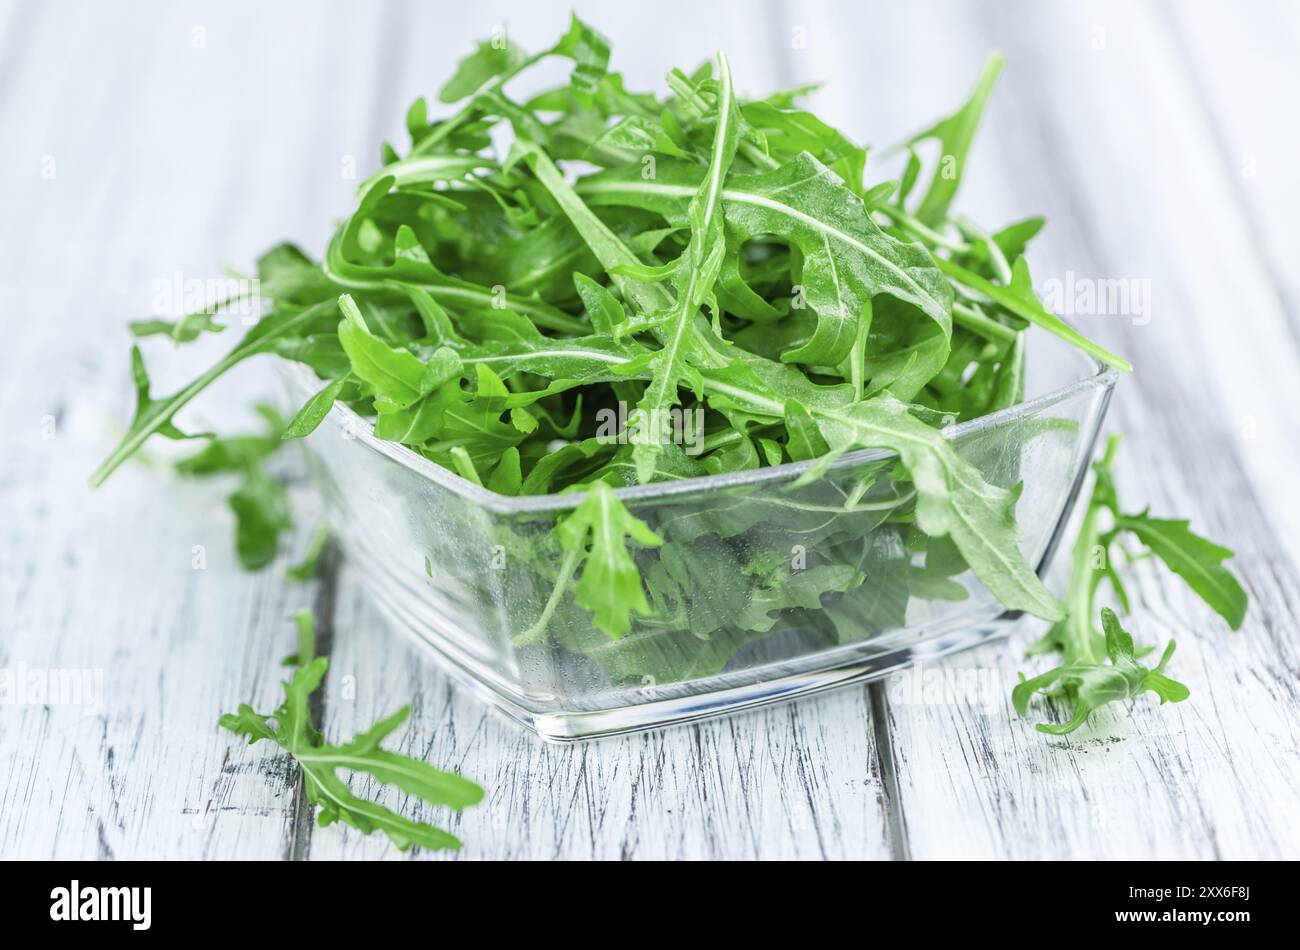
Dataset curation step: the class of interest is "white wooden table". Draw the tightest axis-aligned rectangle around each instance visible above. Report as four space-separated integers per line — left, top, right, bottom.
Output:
3 0 1299 860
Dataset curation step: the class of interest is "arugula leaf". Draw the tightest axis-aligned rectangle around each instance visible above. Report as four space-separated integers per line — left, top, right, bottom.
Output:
92 300 337 486
556 481 662 638
627 53 740 483
813 393 1062 620
336 294 428 408
1014 435 1247 735
130 310 225 343
1112 513 1248 630
1013 607 1189 735
905 54 1004 227
220 612 483 851
227 468 293 569
286 523 331 581
174 405 293 570
577 153 954 367
512 139 675 316
936 256 1131 372
282 376 352 440
553 14 611 95
438 35 528 104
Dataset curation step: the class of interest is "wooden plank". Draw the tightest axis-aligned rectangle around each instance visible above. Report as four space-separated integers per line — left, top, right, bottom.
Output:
1159 0 1300 568
767 0 1300 858
0 320 316 857
0 0 388 858
1166 0 1300 343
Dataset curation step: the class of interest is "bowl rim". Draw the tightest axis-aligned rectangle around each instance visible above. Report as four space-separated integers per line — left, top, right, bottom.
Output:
283 343 1118 515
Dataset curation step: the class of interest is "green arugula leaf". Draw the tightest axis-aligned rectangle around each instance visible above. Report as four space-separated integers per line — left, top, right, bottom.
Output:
1014 435 1247 735
521 482 663 645
174 405 293 570
936 256 1131 371
336 294 428 408
553 14 611 94
129 310 225 343
628 53 741 483
438 35 529 104
92 300 337 486
577 153 954 367
813 393 1063 620
905 54 1004 227
1112 513 1248 630
283 375 352 440
220 612 483 851
227 468 292 570
1013 607 1189 735
557 482 663 637
286 523 331 582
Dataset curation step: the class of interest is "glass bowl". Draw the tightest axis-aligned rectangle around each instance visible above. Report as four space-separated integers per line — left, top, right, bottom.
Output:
280 333 1115 741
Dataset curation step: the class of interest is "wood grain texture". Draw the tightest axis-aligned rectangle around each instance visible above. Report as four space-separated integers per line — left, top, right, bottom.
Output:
0 0 399 859
2 0 1298 860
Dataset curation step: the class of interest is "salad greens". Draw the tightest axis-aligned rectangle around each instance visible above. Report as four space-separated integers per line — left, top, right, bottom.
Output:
1014 436 1247 734
1016 606 1190 737
172 405 330 577
220 611 483 851
172 404 293 570
97 15 1246 741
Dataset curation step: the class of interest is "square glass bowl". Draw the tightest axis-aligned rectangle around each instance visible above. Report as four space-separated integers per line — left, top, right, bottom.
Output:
281 333 1115 741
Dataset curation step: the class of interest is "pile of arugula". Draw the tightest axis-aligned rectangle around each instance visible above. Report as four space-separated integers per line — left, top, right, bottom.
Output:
96 16 1246 743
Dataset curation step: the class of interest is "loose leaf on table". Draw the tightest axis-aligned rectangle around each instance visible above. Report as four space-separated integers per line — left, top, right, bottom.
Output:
1013 608 1189 735
286 522 331 581
1112 513 1248 630
220 612 483 851
173 405 293 570
1013 435 1247 736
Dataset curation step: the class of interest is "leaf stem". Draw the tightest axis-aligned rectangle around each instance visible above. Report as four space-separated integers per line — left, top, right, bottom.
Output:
952 301 1018 344
516 544 581 646
955 215 1013 284
875 206 971 253
850 296 873 400
936 257 1132 371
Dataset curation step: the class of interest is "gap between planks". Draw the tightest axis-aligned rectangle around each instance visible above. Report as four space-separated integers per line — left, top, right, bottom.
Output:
286 542 342 861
